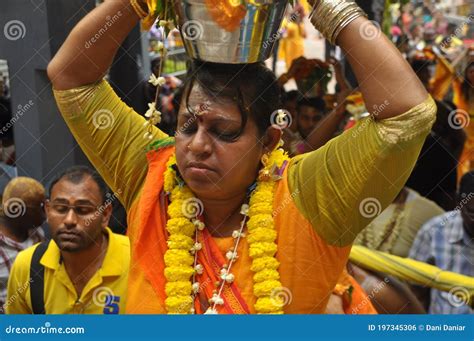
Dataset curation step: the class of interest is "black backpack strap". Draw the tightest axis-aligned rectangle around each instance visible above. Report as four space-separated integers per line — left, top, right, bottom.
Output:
29 241 49 314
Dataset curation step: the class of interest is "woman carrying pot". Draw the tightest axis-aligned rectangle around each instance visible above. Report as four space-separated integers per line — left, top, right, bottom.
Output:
47 0 435 314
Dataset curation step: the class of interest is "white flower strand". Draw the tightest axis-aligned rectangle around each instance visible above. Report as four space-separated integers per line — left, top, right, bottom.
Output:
206 204 249 314
190 224 200 313
190 204 249 314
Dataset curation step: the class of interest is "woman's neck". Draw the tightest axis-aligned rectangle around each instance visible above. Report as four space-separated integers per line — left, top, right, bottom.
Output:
201 192 248 238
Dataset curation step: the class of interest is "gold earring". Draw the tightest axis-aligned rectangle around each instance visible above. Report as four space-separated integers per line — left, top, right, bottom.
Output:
258 153 271 182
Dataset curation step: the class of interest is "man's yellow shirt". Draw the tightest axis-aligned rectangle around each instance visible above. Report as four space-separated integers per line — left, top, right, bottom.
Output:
5 227 130 314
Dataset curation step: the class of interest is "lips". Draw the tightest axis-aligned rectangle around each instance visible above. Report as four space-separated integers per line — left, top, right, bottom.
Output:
187 161 215 172
57 230 79 239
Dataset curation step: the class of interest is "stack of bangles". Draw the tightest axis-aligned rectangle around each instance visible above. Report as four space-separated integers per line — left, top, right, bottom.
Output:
130 0 148 19
309 0 367 45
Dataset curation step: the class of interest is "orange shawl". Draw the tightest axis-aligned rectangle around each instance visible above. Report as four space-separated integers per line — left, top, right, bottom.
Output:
126 144 351 314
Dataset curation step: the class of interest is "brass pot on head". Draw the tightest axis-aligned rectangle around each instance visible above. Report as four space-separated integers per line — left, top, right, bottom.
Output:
174 0 290 63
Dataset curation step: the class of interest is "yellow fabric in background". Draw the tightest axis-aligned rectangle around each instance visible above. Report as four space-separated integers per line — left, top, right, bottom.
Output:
350 245 474 306
278 18 305 69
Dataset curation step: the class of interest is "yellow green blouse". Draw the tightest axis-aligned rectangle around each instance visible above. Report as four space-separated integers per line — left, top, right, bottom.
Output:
53 80 436 247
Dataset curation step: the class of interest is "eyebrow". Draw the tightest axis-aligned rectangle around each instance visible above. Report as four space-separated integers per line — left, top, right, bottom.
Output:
51 198 96 206
180 112 241 125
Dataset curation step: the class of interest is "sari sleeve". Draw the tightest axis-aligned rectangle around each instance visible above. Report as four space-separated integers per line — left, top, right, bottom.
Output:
288 96 437 246
53 80 168 210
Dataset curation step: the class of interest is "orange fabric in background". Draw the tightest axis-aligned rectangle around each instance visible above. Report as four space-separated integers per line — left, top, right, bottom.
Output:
126 146 351 314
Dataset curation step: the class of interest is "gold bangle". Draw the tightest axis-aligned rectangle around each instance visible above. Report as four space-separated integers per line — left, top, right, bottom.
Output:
331 6 361 41
130 0 148 19
310 0 367 45
332 9 363 43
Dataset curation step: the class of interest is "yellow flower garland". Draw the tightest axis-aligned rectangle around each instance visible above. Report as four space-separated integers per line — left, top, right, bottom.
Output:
163 148 290 314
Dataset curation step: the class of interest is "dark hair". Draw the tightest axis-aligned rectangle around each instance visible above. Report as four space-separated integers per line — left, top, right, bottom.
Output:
459 170 474 198
297 97 326 114
175 60 282 137
282 90 300 103
461 62 474 104
410 59 432 73
48 166 109 203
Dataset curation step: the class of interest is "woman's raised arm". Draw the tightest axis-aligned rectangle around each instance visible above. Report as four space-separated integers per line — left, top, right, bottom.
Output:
335 16 428 119
289 1 437 246
48 0 167 209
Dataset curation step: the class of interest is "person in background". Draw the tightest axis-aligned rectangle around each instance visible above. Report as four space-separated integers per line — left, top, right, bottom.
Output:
455 61 474 177
409 171 474 314
348 263 426 314
325 266 378 315
0 177 45 313
286 97 326 156
407 100 466 211
6 166 129 314
281 90 301 155
278 5 306 71
301 58 352 153
355 186 444 257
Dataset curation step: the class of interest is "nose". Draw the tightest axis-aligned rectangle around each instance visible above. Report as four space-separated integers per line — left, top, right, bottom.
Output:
63 207 78 228
188 126 212 157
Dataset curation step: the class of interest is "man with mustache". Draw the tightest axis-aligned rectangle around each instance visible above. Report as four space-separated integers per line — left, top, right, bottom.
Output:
6 166 130 314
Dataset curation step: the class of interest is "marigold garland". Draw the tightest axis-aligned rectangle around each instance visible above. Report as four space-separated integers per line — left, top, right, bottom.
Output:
162 148 289 314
